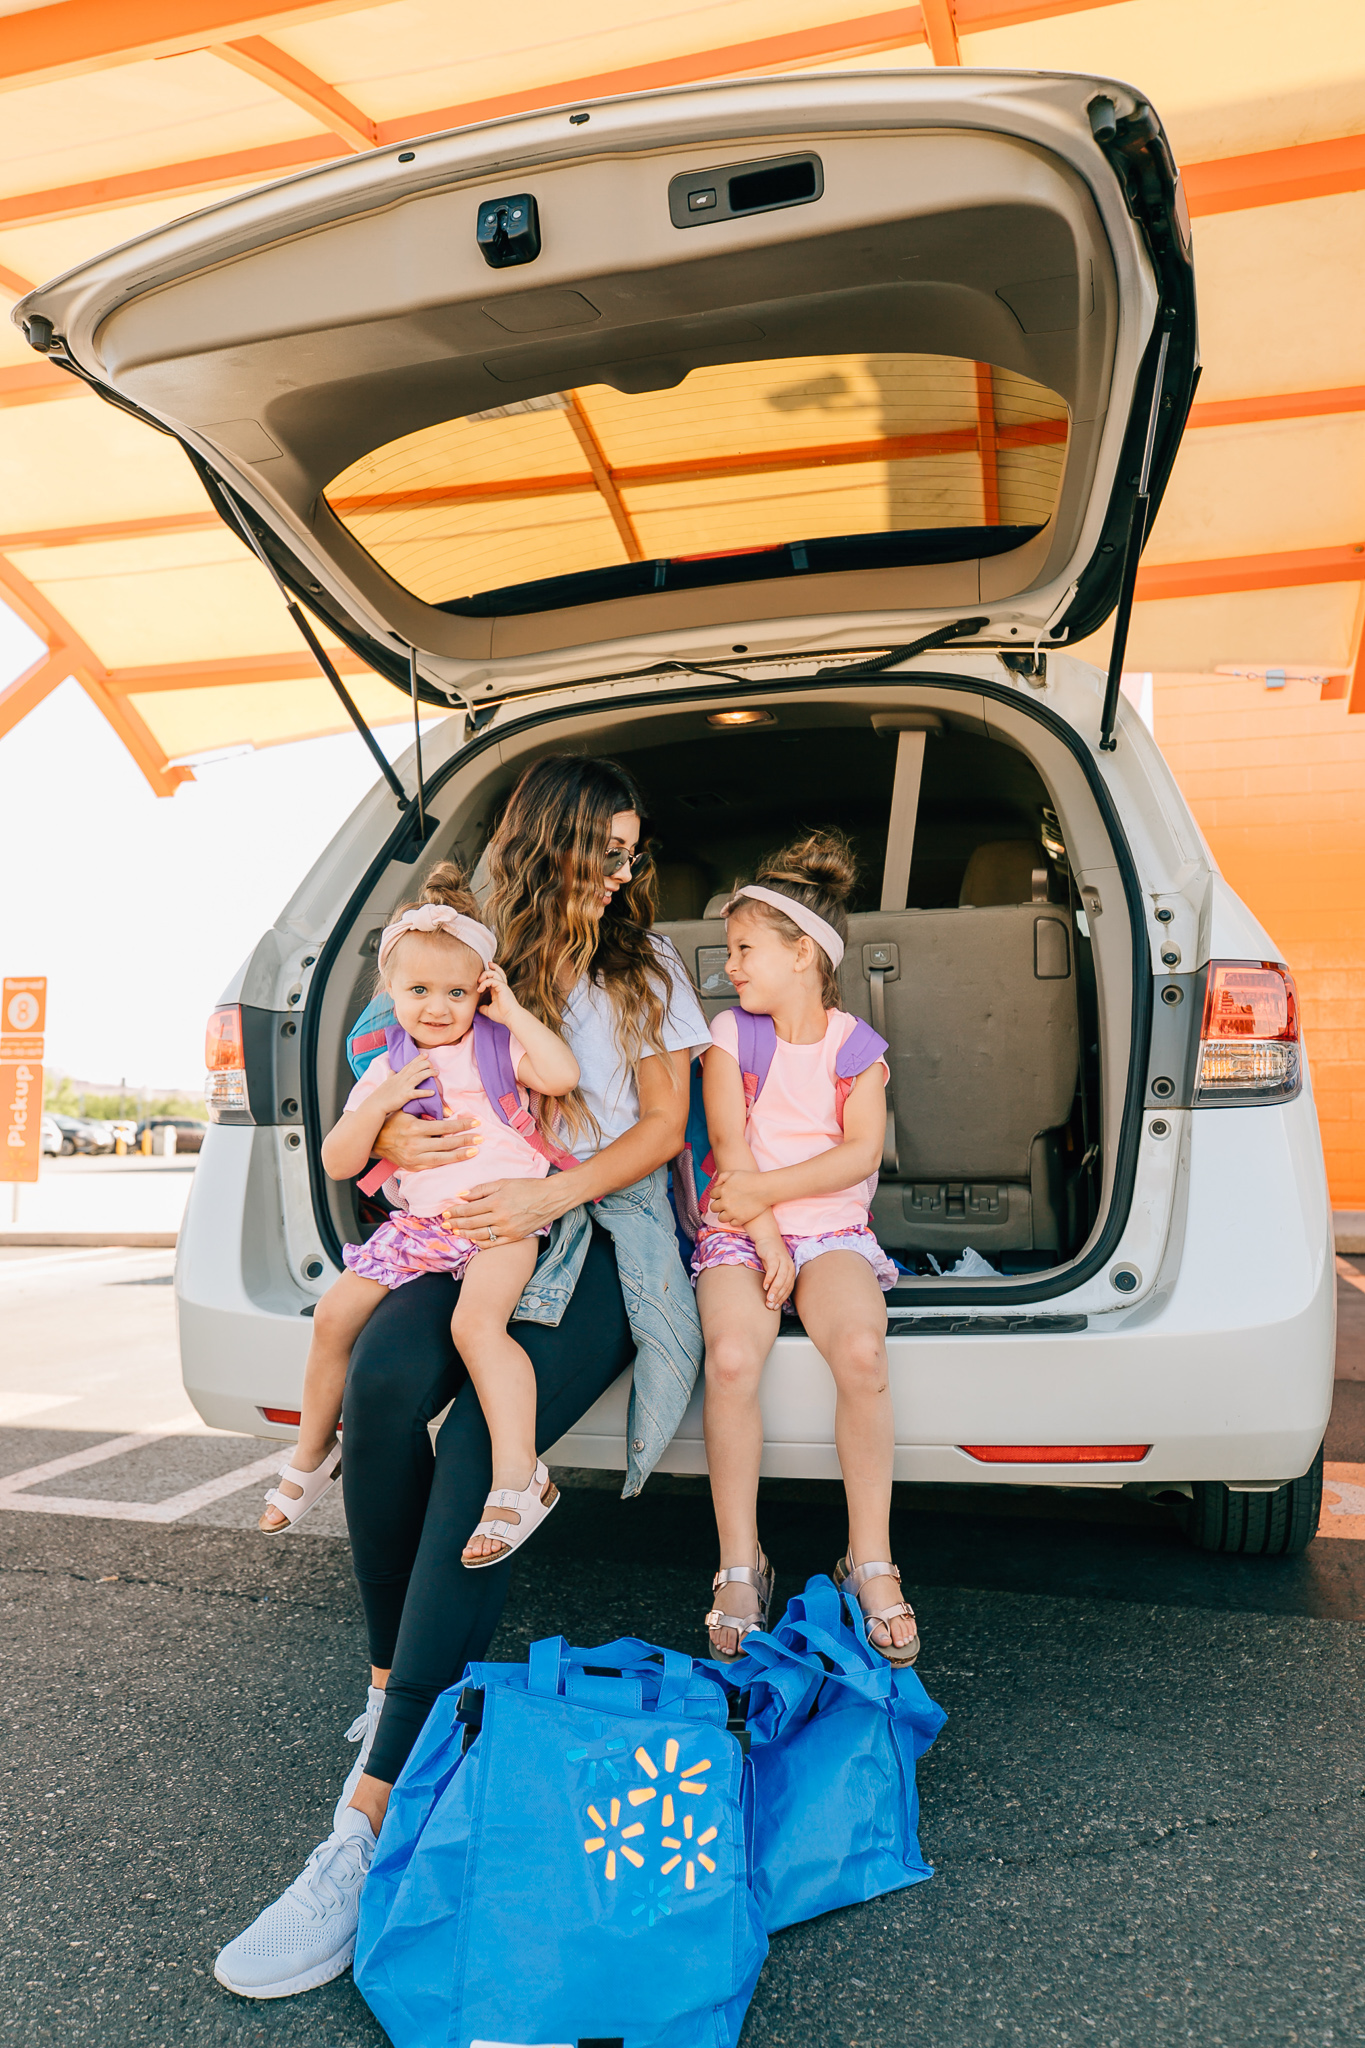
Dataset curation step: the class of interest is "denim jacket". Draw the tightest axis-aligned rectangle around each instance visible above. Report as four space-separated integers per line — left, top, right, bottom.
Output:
512 1166 702 1499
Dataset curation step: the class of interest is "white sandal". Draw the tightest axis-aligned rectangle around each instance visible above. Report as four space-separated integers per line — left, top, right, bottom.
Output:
834 1551 921 1666
462 1460 559 1569
259 1441 342 1533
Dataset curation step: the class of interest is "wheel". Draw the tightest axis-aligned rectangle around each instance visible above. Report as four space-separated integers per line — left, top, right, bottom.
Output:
60 1136 75 1155
1176 1445 1322 1556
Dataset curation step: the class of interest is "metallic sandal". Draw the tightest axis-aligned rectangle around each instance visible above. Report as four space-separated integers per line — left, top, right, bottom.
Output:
834 1552 921 1667
704 1552 775 1661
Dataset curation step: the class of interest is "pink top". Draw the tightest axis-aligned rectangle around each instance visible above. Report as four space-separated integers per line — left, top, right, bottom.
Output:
706 1007 889 1237
344 1032 549 1218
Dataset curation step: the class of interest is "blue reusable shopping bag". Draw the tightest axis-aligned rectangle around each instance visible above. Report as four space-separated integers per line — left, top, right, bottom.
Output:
707 1575 946 1933
355 1635 767 2048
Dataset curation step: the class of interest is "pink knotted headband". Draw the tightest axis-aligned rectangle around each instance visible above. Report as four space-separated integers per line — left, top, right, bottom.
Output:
728 884 845 969
378 904 497 973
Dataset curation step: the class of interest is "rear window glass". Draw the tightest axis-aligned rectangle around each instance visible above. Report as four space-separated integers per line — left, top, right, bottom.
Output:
324 353 1068 616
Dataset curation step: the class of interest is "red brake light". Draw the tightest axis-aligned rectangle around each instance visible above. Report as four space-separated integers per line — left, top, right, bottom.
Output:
1195 963 1301 1104
204 1004 251 1121
206 1005 245 1069
962 1445 1150 1464
260 1408 302 1426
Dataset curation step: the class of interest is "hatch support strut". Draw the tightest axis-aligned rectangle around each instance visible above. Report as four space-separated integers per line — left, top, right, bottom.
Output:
217 489 412 811
1099 325 1171 753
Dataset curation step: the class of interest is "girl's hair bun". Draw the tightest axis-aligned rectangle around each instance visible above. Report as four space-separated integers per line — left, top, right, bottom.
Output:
731 828 857 1005
758 829 857 907
412 861 481 919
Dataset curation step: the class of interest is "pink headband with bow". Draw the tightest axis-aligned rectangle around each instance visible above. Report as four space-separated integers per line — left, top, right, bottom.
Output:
378 904 497 974
728 884 845 968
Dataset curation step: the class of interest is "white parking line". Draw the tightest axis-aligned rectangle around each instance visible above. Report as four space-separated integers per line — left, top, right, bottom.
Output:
0 1416 283 1525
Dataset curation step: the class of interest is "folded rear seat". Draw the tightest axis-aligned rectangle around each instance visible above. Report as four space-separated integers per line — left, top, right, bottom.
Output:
659 854 1079 1257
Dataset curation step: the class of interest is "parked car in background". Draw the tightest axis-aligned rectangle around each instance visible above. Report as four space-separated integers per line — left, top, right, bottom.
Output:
48 1115 101 1156
135 1116 208 1154
82 1120 118 1154
40 1114 64 1157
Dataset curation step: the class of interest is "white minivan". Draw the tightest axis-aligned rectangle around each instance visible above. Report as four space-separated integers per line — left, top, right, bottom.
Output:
18 68 1334 1556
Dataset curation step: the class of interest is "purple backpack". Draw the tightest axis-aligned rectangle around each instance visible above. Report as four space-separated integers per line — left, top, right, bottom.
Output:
355 1012 578 1199
672 1008 888 1239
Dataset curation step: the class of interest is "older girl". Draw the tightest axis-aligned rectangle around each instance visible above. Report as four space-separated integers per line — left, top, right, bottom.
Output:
695 832 919 1669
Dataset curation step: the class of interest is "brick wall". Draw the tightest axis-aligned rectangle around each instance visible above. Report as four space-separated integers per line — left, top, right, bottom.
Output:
1152 673 1365 1208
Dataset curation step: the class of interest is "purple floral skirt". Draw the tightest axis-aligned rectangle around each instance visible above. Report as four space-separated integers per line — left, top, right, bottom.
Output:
690 1222 898 1310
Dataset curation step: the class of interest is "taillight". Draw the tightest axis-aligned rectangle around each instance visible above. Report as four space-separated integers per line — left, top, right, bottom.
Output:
204 1004 251 1121
1194 962 1301 1106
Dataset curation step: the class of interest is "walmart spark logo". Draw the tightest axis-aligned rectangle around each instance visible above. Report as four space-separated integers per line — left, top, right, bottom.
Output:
582 1736 719 1893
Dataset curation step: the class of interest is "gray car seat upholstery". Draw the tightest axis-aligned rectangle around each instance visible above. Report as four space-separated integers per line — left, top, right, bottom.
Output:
659 890 1079 1256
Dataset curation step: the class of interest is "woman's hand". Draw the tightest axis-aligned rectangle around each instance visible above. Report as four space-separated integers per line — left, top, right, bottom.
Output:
445 1176 562 1245
375 1109 481 1171
752 1230 796 1312
705 1168 768 1229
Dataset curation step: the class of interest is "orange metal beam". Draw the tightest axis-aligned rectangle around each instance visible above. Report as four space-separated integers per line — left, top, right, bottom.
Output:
211 35 376 150
0 513 223 551
1183 134 1365 218
1348 592 1365 716
0 362 86 408
0 554 191 794
0 646 75 742
105 649 369 692
0 262 34 296
1135 543 1365 604
563 391 646 563
974 361 999 523
1187 386 1365 430
919 0 961 62
0 0 379 91
333 419 1066 518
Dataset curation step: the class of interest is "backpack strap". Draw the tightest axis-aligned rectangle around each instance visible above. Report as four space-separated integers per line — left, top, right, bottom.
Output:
355 1022 445 1197
346 991 396 1078
472 1011 581 1175
730 1007 777 1112
832 1016 889 1128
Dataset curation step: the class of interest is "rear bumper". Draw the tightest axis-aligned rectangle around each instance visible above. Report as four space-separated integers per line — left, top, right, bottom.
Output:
178 1107 1335 1482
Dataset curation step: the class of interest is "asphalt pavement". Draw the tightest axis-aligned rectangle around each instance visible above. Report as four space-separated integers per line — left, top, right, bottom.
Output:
0 1247 1362 2048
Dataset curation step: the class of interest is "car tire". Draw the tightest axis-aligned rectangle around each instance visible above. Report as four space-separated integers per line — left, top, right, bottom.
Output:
60 1136 75 1155
1176 1445 1322 1556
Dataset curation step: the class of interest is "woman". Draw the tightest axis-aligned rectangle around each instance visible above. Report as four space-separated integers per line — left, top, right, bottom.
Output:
214 756 710 2001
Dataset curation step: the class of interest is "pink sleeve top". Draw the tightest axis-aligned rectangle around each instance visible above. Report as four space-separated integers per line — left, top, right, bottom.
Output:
343 1032 550 1215
706 1007 889 1237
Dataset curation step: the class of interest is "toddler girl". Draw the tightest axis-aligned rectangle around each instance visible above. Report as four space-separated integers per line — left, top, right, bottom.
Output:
259 864 579 1568
692 832 919 1666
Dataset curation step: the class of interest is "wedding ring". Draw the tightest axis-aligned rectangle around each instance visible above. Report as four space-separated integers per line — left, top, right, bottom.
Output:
487 1227 498 1244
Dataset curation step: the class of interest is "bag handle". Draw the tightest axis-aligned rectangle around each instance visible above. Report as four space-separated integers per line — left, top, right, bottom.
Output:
526 1635 713 1714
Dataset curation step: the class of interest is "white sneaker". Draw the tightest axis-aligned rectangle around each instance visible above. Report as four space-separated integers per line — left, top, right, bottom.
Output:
213 1806 376 1999
334 1684 386 1831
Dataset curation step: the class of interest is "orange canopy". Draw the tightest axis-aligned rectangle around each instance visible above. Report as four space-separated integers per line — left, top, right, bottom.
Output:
3 0 1365 788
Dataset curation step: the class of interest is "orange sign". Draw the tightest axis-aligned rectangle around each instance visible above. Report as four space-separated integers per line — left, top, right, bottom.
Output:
1 977 45 1185
3 977 46 1037
2 1058 42 1182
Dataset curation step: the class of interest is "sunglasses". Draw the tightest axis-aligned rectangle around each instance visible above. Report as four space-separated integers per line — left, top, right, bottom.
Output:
604 844 650 878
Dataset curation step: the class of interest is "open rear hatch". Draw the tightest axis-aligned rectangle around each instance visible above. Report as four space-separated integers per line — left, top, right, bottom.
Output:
15 69 1195 717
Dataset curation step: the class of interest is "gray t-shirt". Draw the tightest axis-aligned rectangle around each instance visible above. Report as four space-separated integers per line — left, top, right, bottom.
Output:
561 935 710 1161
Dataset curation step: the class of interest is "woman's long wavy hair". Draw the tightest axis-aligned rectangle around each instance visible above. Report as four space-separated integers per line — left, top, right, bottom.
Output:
484 756 676 1139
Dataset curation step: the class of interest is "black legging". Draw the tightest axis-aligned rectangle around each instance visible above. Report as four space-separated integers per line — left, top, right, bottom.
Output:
342 1225 633 1787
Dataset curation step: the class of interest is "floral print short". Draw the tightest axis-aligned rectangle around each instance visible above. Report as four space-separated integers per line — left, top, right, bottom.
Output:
342 1210 548 1290
690 1222 898 1307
